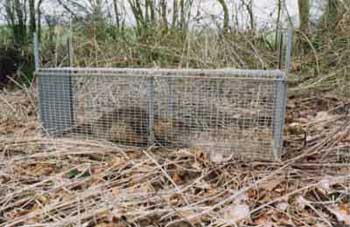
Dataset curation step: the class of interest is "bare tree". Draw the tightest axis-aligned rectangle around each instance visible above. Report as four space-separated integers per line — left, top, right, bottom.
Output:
36 0 44 39
274 0 283 50
217 0 229 33
91 0 104 22
128 0 146 33
180 0 185 30
4 0 27 45
112 0 120 27
29 0 36 34
56 0 94 18
2 0 45 45
171 0 178 29
241 0 254 31
159 0 168 31
145 0 155 24
298 0 309 33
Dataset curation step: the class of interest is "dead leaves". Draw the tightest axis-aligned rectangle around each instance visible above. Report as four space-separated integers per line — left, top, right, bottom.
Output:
222 203 250 224
1 90 350 226
14 162 56 177
327 203 350 225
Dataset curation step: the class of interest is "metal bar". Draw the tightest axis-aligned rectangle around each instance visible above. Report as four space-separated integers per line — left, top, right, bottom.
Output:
278 32 284 70
37 75 47 135
68 24 74 67
67 38 74 67
273 76 287 160
168 80 174 118
36 67 286 77
67 35 74 67
33 32 40 70
67 23 75 125
148 76 155 145
36 71 285 81
284 26 293 74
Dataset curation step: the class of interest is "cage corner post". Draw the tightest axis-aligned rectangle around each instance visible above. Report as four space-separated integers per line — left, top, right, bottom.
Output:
275 24 292 158
284 25 293 74
272 25 292 160
66 27 75 132
34 31 47 136
148 76 155 146
67 20 74 68
273 77 287 160
33 32 40 71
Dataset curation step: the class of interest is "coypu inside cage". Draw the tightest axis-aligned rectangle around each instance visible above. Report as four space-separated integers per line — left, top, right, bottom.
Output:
36 68 287 160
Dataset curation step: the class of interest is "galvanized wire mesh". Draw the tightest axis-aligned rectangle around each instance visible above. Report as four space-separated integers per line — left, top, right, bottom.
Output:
36 68 287 160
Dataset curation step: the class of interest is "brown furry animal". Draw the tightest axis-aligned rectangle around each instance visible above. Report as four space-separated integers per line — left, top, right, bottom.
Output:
66 107 189 146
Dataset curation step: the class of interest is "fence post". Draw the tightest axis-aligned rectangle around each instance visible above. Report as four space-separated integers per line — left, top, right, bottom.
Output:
33 32 40 70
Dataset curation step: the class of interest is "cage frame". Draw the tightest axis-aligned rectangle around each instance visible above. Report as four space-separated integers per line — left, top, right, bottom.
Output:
36 67 287 160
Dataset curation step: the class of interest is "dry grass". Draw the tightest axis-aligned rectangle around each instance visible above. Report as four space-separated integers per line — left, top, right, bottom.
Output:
0 87 350 226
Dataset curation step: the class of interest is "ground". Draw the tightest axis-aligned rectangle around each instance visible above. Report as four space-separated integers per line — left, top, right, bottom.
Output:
0 87 349 226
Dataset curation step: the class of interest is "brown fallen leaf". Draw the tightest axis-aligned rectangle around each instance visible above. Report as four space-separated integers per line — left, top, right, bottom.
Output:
172 172 183 185
259 177 283 191
254 212 272 226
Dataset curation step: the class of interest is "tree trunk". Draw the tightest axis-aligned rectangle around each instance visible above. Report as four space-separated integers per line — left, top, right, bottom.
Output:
5 0 27 46
128 0 145 31
180 0 185 31
113 0 120 28
172 0 178 29
37 0 44 40
217 0 229 33
275 0 282 50
244 0 254 31
15 0 26 43
145 0 155 25
298 0 309 33
29 0 36 34
160 0 168 31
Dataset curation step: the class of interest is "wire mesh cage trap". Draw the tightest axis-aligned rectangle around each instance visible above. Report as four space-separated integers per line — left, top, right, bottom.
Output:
36 68 287 160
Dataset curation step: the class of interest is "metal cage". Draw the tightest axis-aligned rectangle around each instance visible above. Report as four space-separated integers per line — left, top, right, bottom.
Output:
36 68 287 160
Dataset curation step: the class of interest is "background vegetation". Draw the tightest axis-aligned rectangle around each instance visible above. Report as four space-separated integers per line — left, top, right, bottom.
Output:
0 0 349 95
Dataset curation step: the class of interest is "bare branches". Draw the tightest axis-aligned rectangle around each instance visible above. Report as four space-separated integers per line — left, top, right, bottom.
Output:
56 0 91 19
112 0 120 27
216 0 229 33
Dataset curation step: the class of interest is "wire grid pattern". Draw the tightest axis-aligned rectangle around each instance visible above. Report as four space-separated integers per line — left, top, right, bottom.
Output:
36 68 287 160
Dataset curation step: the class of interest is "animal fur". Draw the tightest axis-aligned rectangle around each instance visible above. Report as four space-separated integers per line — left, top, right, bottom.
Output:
65 107 189 146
